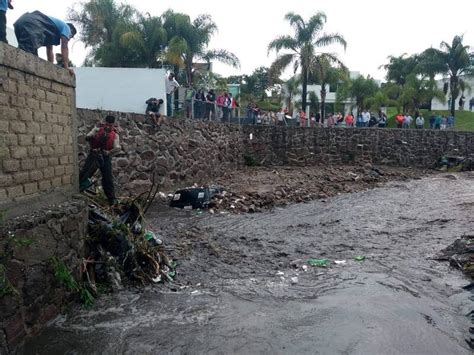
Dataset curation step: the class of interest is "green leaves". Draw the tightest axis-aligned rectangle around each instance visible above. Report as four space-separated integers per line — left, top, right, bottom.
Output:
268 12 347 112
69 2 239 84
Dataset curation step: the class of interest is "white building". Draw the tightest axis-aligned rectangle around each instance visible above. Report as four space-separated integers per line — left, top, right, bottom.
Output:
289 71 363 116
75 67 167 114
431 76 474 111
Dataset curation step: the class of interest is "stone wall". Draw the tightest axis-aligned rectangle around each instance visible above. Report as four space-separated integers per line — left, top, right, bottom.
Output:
0 43 78 219
243 126 474 168
0 200 88 353
77 109 245 194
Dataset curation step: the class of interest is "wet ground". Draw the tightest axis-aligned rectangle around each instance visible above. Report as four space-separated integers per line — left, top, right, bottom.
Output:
22 173 474 354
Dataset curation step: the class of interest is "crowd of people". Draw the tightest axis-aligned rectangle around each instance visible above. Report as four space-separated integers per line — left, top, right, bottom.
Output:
193 89 239 121
395 112 455 130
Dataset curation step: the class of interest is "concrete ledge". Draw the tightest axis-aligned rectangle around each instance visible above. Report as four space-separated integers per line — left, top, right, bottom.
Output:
0 187 77 220
0 43 75 88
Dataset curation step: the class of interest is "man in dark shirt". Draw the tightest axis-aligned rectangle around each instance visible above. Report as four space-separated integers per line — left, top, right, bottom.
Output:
145 98 164 125
206 89 216 120
14 11 76 75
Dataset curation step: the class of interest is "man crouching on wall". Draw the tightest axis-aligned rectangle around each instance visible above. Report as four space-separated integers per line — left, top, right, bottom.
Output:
79 115 120 205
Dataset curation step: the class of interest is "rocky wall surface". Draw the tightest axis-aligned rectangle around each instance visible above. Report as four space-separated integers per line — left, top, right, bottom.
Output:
0 43 78 219
76 109 245 194
243 126 474 168
0 200 88 353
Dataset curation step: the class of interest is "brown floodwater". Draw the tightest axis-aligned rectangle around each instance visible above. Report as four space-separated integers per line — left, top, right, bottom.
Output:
21 174 474 354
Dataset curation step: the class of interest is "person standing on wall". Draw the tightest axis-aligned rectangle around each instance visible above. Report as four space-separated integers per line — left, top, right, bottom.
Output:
79 115 120 206
0 0 13 43
165 73 180 117
13 10 76 75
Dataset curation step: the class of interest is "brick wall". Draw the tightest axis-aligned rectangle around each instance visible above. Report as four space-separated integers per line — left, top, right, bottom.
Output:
0 43 78 218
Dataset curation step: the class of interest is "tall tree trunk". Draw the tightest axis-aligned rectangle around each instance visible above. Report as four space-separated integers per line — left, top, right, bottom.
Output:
320 86 327 124
301 66 308 113
450 76 457 118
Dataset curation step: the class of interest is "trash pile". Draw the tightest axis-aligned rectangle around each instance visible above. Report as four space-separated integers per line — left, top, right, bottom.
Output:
435 234 474 278
436 155 473 172
169 186 223 210
206 165 426 214
81 178 177 298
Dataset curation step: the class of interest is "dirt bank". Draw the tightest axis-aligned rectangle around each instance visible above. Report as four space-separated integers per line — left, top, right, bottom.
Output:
176 164 428 213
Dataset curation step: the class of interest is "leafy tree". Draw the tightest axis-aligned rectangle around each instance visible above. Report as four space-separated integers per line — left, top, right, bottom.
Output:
162 10 240 86
283 76 301 114
381 54 418 87
339 75 379 115
364 91 396 113
68 0 138 66
120 15 167 68
268 12 346 112
309 56 347 120
432 35 474 117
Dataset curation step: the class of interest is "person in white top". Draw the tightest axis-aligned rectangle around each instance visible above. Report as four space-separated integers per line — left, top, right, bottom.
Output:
415 114 424 129
362 110 370 127
165 73 180 117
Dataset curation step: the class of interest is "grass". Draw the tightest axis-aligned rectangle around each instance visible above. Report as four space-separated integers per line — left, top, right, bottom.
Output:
385 107 474 131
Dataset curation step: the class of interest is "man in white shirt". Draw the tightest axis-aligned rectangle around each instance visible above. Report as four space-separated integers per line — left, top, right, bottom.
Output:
362 110 370 127
165 73 180 117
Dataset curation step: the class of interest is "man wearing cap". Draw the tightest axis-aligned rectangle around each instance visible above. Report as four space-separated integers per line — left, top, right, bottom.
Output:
14 10 76 75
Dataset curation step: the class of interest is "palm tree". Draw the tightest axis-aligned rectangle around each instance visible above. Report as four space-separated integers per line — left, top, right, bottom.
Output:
120 15 167 68
309 56 347 120
437 36 474 117
162 10 240 86
339 75 379 116
268 12 346 112
68 0 137 66
283 76 301 114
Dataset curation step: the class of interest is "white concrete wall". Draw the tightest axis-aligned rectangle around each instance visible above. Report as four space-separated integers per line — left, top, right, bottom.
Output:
75 67 167 114
431 77 474 111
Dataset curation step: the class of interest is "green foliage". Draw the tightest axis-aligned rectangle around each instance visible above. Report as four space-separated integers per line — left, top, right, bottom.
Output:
338 75 379 112
50 257 95 308
0 264 17 298
268 11 346 112
69 1 239 85
243 154 260 167
50 257 79 292
256 100 281 111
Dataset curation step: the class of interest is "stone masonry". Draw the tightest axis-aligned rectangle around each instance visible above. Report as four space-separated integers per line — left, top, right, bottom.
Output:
0 200 88 353
0 43 78 219
243 125 474 168
77 109 245 195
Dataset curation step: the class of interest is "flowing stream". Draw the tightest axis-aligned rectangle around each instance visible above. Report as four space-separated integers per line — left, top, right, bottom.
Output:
22 174 474 354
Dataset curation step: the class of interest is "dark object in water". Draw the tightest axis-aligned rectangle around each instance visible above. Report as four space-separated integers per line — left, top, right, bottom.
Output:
170 187 222 209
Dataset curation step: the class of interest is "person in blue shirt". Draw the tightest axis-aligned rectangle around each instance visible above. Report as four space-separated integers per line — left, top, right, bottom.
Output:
0 0 13 43
13 10 76 75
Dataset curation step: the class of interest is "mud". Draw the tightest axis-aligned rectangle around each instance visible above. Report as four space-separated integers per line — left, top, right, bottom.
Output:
197 164 426 213
21 173 474 354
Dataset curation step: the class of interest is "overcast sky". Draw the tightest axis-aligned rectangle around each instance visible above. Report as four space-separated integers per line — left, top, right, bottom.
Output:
6 0 474 81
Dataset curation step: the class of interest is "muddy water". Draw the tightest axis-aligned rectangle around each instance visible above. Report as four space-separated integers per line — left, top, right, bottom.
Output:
23 174 474 354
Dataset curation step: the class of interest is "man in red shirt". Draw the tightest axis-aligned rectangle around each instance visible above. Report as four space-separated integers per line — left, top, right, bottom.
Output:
395 113 404 128
79 115 121 205
344 112 354 127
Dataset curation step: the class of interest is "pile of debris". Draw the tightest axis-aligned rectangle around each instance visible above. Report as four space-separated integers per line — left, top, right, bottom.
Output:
435 234 474 278
81 177 176 298
165 165 426 214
